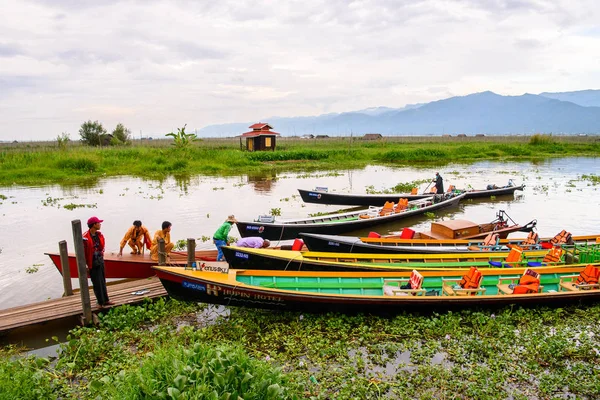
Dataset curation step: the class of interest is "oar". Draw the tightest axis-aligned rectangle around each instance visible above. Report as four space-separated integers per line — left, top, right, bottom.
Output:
422 181 432 194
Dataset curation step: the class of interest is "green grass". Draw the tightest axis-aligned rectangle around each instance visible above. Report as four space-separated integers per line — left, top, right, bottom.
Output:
1 136 599 186
2 296 600 399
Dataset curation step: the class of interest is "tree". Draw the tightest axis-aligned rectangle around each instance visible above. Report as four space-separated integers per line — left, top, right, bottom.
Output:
79 120 106 146
112 123 131 144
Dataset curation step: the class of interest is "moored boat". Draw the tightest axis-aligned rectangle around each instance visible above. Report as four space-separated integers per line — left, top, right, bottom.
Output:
298 182 524 206
46 250 222 279
153 263 600 312
236 192 465 241
221 246 562 272
299 231 597 254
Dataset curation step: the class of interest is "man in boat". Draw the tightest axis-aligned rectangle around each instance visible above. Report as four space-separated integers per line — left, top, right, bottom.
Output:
235 237 270 249
434 172 444 194
82 216 114 307
213 215 237 261
150 221 174 261
118 220 152 256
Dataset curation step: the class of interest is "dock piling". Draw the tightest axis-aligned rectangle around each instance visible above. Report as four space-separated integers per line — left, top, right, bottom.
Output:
187 238 196 269
72 220 92 325
59 240 73 296
158 238 166 265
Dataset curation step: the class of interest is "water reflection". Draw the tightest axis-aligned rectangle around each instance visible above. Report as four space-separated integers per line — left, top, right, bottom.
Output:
247 172 278 193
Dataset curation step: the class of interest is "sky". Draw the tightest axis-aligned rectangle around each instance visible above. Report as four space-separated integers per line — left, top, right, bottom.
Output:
1 0 599 141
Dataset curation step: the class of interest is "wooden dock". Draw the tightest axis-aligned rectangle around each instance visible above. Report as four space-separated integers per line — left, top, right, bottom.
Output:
0 277 166 333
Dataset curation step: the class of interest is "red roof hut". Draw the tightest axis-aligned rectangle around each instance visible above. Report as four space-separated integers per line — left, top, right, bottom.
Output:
240 123 280 151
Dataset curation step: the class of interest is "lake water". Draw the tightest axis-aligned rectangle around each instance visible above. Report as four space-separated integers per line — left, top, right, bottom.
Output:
0 158 599 309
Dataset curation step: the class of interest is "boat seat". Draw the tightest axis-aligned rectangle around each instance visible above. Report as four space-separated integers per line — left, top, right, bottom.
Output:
291 239 304 251
442 266 486 296
559 264 600 292
399 228 415 239
395 198 409 211
497 268 543 295
383 270 425 296
410 187 418 195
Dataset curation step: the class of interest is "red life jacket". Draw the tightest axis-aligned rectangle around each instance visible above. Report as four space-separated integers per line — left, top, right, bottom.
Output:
83 230 105 269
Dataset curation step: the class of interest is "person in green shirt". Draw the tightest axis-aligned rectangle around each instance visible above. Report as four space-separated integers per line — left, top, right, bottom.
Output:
213 215 237 261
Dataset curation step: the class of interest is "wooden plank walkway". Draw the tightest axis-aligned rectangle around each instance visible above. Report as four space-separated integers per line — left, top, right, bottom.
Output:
0 277 166 333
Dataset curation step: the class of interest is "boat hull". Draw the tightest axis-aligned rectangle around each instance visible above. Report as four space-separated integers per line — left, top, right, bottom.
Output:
298 185 524 206
46 250 219 279
221 246 552 271
154 266 600 313
237 193 464 240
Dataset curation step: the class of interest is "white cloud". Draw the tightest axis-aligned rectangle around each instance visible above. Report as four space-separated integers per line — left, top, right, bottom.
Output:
0 0 599 140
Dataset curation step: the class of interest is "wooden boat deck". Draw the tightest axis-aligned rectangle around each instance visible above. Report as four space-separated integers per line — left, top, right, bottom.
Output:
0 277 166 333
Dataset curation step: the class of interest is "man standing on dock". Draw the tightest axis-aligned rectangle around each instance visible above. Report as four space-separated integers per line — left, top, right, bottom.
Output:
83 216 114 308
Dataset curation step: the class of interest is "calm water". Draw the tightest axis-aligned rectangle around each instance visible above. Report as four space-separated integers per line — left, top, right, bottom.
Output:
0 158 598 309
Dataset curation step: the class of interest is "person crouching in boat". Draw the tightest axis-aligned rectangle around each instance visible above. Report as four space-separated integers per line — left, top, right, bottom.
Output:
118 220 152 256
150 221 174 261
235 237 270 249
213 215 237 261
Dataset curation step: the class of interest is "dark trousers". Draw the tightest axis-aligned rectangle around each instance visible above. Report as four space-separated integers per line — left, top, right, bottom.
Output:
91 257 110 305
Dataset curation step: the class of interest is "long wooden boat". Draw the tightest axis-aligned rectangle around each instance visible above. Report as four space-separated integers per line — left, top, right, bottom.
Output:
299 233 600 254
298 183 524 206
46 250 222 279
221 246 556 272
153 264 600 312
236 192 465 241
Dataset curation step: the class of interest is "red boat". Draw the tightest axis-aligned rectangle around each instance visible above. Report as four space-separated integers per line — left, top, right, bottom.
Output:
46 250 221 279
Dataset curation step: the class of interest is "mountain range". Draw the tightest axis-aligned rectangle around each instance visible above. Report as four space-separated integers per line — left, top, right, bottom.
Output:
198 90 600 137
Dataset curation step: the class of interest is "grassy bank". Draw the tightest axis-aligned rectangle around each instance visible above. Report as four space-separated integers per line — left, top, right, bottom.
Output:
2 298 599 399
1 135 599 186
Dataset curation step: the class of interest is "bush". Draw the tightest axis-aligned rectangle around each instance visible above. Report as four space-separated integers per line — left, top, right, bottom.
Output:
529 134 555 146
112 123 131 144
56 157 98 172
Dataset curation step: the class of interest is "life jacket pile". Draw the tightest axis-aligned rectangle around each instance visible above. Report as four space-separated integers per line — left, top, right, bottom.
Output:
458 267 482 295
576 264 600 286
512 269 541 294
550 230 572 245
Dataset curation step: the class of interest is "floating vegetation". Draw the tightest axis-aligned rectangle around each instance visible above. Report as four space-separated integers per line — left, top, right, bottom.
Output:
280 197 290 202
41 196 63 207
63 203 97 210
25 264 42 274
582 174 599 185
270 208 281 216
175 239 187 251
212 187 225 191
0 194 7 200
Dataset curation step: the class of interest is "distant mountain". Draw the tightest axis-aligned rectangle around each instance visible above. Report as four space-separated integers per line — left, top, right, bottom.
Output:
539 90 600 107
198 90 600 136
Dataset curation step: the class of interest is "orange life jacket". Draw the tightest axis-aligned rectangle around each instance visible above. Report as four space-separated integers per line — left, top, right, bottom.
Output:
543 246 563 264
513 270 540 294
550 230 571 245
459 267 482 289
576 264 600 285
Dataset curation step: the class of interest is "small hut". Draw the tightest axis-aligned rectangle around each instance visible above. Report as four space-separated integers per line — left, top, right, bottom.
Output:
240 123 280 151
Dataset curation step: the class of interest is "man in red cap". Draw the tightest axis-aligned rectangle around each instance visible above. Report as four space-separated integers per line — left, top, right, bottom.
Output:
83 216 114 307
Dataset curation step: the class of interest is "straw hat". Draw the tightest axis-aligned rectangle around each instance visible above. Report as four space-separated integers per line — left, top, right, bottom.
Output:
226 215 237 223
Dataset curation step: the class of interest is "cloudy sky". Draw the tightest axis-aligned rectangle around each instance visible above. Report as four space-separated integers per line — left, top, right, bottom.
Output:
1 0 599 141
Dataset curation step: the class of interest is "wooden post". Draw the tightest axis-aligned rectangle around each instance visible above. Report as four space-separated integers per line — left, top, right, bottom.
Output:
187 238 196 269
72 220 92 325
59 240 73 296
158 238 166 265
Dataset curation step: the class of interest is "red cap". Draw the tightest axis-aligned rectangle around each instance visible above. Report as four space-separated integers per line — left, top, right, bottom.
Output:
87 216 104 225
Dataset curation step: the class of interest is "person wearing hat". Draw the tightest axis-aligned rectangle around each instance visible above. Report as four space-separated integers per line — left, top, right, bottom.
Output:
150 221 174 261
213 215 237 261
118 220 152 256
433 172 444 194
82 216 114 307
